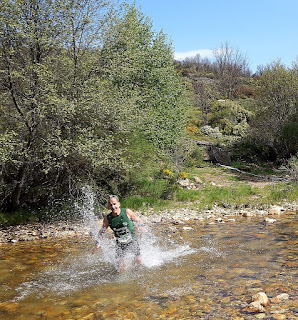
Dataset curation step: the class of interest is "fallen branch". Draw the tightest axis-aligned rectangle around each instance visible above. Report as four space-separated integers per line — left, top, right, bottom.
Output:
216 163 289 182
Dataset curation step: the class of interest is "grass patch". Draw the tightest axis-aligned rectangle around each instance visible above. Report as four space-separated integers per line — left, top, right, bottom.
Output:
174 184 258 210
121 196 169 212
226 175 239 181
124 165 297 213
262 183 298 203
129 177 178 200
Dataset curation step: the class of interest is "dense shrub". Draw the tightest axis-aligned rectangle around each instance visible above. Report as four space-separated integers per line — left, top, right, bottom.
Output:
200 125 223 139
208 100 251 136
280 153 298 182
234 84 256 98
232 137 277 163
280 122 298 156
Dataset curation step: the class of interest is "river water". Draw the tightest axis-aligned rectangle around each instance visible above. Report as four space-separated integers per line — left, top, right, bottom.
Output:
0 212 297 319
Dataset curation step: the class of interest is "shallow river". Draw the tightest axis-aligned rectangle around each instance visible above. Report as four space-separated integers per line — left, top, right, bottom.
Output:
0 212 297 319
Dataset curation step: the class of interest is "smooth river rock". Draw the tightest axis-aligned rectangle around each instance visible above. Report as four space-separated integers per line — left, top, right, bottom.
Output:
252 292 270 306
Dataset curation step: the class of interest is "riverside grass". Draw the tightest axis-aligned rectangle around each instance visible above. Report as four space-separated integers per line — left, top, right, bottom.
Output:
1 165 296 225
123 182 297 212
123 165 297 212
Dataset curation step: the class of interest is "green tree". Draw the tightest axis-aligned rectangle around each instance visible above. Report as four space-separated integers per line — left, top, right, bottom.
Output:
208 100 251 136
0 1 189 211
0 0 120 210
99 4 189 151
251 60 298 156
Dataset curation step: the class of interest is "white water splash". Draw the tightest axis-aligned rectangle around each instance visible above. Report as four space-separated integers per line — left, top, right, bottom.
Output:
14 230 195 300
75 185 101 239
14 188 197 299
138 227 196 268
77 186 196 269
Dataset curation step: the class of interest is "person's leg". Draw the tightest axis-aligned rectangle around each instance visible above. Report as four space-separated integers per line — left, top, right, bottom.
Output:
115 243 126 272
134 254 142 266
118 258 125 272
132 238 142 266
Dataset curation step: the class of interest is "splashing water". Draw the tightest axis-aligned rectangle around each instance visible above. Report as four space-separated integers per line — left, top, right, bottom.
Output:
138 227 196 268
13 188 197 300
14 225 196 300
75 185 100 239
78 186 196 269
3 211 297 319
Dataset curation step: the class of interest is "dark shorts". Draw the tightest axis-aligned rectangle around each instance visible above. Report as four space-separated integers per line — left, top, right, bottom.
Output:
115 238 140 259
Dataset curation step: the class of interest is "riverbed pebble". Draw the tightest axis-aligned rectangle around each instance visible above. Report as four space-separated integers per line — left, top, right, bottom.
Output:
276 293 289 301
269 314 286 320
264 218 277 224
252 292 270 306
269 205 285 215
244 301 266 313
255 313 266 319
182 226 193 231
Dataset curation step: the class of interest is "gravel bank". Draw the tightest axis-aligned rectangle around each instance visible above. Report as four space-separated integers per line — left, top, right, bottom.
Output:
1 202 296 244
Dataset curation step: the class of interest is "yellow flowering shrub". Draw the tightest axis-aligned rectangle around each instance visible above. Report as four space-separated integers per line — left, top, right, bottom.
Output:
186 123 199 135
178 171 188 178
163 169 173 176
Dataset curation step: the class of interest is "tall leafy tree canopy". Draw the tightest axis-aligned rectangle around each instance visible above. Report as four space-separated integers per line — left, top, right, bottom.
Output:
251 61 298 156
0 0 189 210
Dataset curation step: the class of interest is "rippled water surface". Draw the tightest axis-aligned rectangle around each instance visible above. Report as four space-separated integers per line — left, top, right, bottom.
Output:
0 212 297 319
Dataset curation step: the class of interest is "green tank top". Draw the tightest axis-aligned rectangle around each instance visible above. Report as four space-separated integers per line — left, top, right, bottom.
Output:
107 208 135 244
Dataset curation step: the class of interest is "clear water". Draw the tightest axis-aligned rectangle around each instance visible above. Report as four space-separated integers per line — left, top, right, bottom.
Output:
0 212 297 319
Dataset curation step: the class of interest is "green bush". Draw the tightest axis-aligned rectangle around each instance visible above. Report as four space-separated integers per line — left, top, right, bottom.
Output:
208 100 252 136
184 146 205 168
0 209 39 226
232 137 277 162
280 153 298 182
281 122 298 155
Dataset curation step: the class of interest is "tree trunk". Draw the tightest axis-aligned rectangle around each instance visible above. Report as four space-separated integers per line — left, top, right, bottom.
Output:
10 163 29 210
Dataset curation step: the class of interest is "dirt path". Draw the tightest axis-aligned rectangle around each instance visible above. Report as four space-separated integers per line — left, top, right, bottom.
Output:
194 166 284 189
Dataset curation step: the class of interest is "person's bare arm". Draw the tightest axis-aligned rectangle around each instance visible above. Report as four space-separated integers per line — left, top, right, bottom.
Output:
92 216 108 254
98 215 109 235
126 209 144 230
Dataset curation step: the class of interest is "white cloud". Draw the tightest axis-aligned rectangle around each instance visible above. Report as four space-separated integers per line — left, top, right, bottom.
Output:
174 49 214 61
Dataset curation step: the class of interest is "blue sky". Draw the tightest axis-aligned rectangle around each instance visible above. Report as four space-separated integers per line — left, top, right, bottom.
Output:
130 0 298 72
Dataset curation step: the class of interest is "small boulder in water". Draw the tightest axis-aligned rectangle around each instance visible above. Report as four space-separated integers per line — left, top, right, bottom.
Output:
269 205 285 215
270 293 289 303
243 301 265 313
242 211 253 217
251 292 269 306
270 315 287 320
264 218 277 224
276 293 289 301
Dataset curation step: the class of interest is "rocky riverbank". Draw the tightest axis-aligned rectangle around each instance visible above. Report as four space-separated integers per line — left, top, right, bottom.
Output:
0 202 296 244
